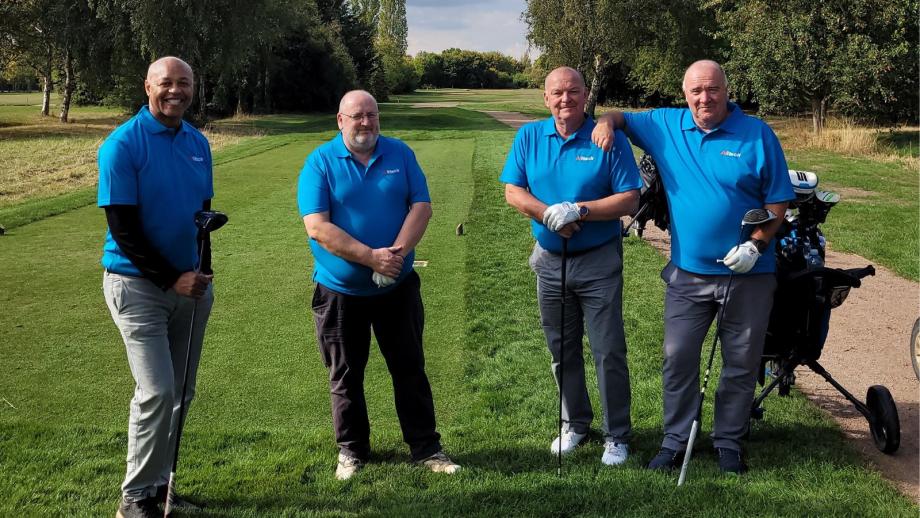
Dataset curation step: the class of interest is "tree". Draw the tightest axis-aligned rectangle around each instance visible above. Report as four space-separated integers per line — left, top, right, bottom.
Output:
714 0 918 131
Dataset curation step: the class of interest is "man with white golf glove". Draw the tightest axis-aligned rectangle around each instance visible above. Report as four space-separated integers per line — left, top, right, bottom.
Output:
592 60 794 475
722 239 763 273
501 67 641 466
299 90 460 481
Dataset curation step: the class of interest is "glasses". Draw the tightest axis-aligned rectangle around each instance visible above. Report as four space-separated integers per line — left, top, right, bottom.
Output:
340 112 379 122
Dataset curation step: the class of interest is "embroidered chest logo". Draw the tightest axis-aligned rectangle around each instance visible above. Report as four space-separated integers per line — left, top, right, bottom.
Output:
575 155 595 161
385 168 400 175
190 156 205 162
720 150 742 158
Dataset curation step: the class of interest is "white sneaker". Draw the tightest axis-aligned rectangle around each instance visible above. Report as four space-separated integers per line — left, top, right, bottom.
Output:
335 453 364 480
550 430 587 455
418 451 461 474
601 441 628 466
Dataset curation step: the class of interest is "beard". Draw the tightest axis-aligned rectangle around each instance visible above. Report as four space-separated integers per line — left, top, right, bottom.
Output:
347 130 378 154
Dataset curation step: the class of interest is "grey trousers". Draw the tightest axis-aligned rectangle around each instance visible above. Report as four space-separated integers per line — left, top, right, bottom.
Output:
659 262 775 451
530 240 632 442
103 271 213 502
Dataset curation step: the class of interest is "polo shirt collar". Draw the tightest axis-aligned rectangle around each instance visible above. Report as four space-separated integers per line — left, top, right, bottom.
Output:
681 102 742 134
138 105 186 135
332 132 386 162
541 115 594 141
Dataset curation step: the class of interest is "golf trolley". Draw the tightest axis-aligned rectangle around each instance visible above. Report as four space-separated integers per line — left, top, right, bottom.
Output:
624 157 901 456
749 171 900 454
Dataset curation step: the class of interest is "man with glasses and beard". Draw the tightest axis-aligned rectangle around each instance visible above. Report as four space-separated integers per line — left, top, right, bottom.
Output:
297 90 460 480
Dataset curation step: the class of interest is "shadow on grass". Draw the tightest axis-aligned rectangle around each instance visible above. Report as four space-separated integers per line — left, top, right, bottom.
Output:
877 130 919 158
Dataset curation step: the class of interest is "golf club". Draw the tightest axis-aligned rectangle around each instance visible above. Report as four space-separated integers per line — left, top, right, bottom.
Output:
165 210 228 516
677 208 775 486
557 237 568 476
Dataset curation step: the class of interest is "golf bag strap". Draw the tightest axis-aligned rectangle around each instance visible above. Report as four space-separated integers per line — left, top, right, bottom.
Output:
105 205 182 290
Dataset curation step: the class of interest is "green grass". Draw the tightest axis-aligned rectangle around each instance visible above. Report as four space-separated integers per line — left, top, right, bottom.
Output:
0 101 915 515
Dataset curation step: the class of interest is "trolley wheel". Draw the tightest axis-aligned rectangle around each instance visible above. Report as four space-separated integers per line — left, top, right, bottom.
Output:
910 318 919 381
866 385 900 454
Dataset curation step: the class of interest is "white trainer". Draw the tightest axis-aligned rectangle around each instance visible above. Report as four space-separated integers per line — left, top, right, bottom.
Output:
601 441 628 466
335 453 364 480
550 430 587 455
418 451 461 474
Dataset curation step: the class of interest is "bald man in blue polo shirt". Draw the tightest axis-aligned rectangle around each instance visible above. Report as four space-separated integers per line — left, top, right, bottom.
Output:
298 90 459 481
99 57 214 518
592 60 794 474
501 67 642 466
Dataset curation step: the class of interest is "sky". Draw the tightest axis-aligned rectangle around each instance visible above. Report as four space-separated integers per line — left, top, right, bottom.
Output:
406 0 532 59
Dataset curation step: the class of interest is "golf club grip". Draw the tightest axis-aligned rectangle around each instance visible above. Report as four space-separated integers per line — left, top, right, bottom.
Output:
677 420 700 486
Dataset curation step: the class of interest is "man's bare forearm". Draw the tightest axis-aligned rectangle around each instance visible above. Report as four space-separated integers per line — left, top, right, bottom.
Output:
578 190 640 221
304 215 374 267
391 202 432 257
505 183 548 221
751 202 789 243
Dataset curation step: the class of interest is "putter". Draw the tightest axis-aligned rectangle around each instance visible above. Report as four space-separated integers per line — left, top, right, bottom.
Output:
557 238 568 476
165 210 228 516
677 208 775 486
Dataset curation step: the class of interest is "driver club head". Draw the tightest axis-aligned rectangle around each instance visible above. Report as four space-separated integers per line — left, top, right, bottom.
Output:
194 210 229 233
741 208 776 227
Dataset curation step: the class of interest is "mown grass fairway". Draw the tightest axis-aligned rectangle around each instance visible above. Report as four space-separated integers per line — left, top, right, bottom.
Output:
0 95 916 516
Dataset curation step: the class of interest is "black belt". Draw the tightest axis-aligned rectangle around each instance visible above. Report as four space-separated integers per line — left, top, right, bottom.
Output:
547 238 616 258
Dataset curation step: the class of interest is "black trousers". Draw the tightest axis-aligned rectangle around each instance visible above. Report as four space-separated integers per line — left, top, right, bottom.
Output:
311 271 442 461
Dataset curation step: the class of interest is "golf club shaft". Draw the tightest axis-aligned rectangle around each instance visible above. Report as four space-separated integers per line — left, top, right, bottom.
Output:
558 238 567 476
677 222 749 486
166 237 205 514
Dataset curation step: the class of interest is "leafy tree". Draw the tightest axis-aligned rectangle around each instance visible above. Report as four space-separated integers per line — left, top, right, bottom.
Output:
714 0 918 130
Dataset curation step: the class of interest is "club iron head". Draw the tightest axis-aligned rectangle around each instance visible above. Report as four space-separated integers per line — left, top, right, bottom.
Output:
194 210 229 233
741 208 777 227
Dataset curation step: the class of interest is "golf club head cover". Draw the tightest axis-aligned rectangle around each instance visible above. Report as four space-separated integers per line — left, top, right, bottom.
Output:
722 241 761 273
372 272 397 288
542 202 580 232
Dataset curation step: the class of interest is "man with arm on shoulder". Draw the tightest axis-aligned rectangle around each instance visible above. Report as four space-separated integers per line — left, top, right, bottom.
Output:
592 59 794 474
501 67 642 466
298 90 459 481
99 56 215 518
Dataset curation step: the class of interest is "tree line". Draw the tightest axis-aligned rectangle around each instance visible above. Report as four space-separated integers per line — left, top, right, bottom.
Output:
525 0 918 130
0 0 417 122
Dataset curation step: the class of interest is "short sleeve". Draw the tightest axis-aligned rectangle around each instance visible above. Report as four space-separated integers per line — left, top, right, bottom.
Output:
204 136 214 199
97 138 138 207
404 146 431 204
760 126 795 204
622 110 659 152
297 151 331 217
499 128 529 188
609 130 643 193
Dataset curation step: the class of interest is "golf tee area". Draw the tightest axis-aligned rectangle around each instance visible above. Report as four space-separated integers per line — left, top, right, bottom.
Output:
0 92 917 516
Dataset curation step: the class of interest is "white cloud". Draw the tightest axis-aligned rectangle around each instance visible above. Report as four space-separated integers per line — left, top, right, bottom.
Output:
406 0 533 59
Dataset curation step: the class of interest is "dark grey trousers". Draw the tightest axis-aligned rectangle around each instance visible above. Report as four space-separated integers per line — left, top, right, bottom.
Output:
530 240 632 443
311 272 442 462
659 262 776 451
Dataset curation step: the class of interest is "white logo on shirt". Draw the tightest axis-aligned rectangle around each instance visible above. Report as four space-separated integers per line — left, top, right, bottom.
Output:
575 155 595 161
385 169 400 174
720 150 742 158
191 156 205 162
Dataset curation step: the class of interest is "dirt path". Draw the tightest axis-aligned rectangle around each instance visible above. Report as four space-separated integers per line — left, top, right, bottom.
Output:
484 110 919 501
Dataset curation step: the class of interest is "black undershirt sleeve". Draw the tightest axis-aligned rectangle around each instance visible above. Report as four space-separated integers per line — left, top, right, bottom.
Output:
105 205 181 290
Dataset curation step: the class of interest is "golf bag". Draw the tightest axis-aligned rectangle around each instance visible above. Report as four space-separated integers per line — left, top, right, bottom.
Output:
622 155 669 237
750 171 900 454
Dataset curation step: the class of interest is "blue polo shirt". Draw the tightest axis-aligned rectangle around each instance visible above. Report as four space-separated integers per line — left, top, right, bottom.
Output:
97 106 213 276
297 133 431 296
500 117 642 254
624 103 795 275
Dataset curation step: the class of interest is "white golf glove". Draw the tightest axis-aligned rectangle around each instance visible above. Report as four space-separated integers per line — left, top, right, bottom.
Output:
542 202 580 232
722 241 761 273
372 272 396 288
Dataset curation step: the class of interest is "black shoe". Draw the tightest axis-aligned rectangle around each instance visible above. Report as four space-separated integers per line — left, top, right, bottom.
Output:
646 447 684 471
716 447 748 475
155 485 203 512
116 497 160 518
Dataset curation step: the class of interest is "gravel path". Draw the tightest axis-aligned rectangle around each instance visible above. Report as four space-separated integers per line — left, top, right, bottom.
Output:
484 110 919 501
